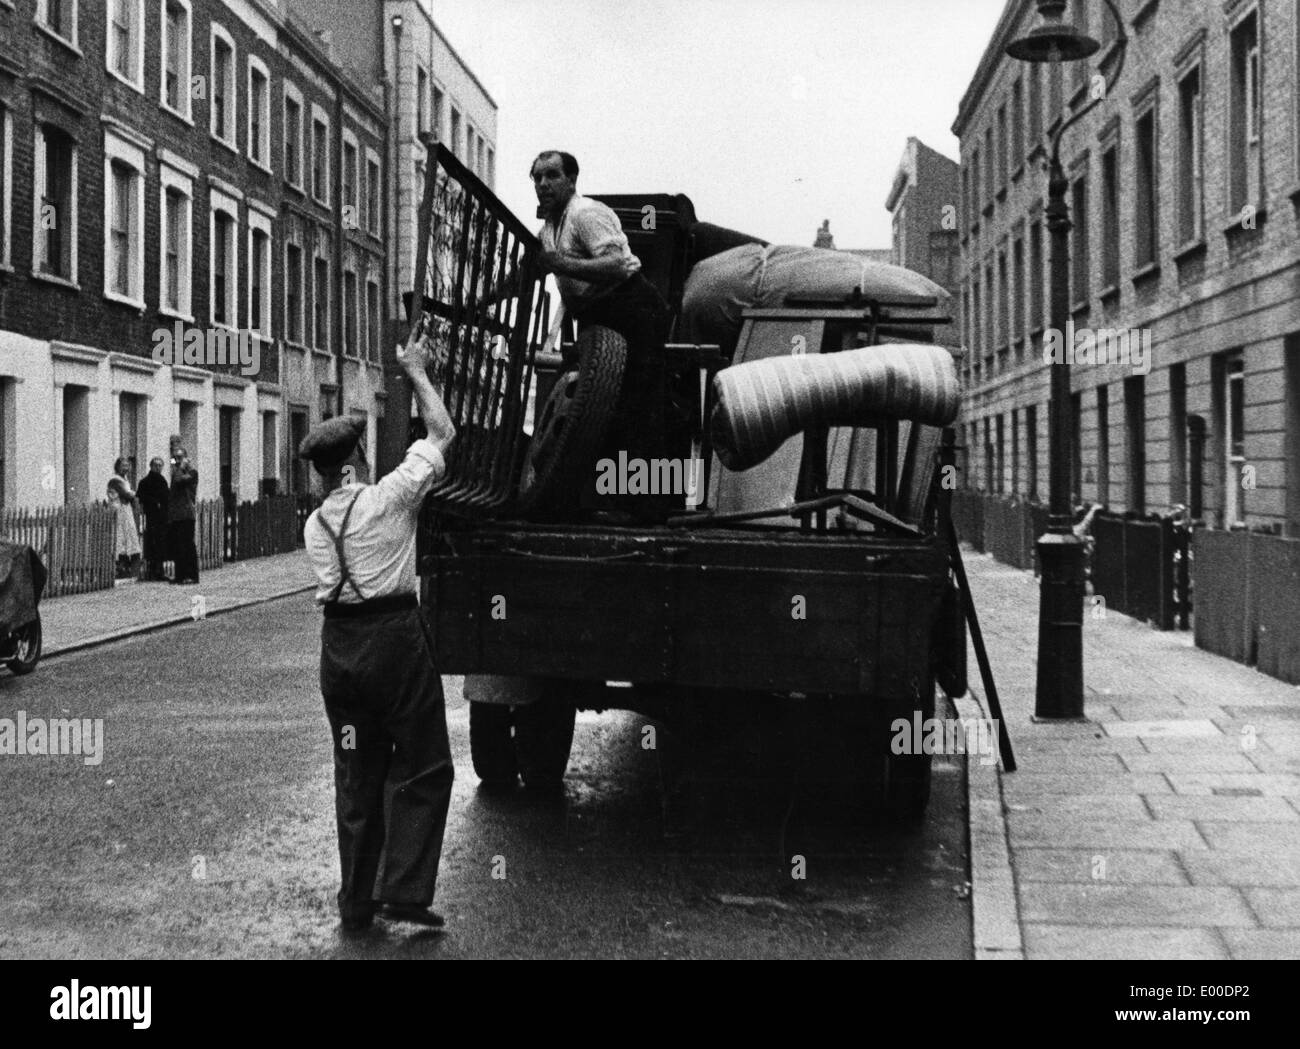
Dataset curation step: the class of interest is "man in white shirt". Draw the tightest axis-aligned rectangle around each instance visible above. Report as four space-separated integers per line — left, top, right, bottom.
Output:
532 150 672 515
301 329 457 934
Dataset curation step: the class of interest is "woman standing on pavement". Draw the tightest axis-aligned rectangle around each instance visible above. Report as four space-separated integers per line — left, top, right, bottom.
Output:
107 458 142 579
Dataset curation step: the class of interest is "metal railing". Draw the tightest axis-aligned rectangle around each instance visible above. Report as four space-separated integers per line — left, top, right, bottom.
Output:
408 139 552 516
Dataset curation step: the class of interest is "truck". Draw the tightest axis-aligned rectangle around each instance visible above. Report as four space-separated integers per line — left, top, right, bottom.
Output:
404 140 970 823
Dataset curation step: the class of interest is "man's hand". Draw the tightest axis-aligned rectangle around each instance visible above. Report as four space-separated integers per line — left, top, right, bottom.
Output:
397 318 435 375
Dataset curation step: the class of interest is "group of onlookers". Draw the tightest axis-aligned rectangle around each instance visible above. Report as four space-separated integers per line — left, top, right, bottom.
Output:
105 438 200 584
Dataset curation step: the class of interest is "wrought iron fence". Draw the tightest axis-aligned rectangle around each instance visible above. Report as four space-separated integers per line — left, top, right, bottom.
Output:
408 139 552 516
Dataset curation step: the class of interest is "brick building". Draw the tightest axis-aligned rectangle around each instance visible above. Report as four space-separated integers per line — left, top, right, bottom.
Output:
0 0 388 511
885 136 962 345
954 0 1300 534
283 0 499 463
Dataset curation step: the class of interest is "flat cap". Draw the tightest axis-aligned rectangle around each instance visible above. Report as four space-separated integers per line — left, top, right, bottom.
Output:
298 414 366 468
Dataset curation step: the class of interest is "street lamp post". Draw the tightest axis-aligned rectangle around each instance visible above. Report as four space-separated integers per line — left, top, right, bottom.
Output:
1005 0 1127 719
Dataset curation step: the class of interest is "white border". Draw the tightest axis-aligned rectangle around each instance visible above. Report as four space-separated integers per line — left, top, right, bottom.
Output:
283 80 304 190
209 22 238 152
310 103 330 206
246 207 272 339
159 0 193 122
158 162 194 321
209 188 240 331
103 130 146 308
106 0 145 93
32 123 78 286
247 54 272 171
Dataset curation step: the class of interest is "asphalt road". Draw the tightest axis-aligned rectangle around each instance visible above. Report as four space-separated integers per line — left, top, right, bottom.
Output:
0 593 973 959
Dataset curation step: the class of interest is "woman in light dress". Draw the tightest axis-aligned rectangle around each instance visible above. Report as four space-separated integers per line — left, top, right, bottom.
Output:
107 457 142 579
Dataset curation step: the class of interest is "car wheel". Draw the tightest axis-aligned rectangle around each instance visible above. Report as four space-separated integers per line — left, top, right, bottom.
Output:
514 684 576 790
6 616 41 676
877 685 935 823
519 325 627 515
469 701 518 787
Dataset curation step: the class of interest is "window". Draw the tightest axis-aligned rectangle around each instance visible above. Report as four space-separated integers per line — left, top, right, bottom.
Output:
34 124 76 282
1029 217 1043 332
970 147 980 225
343 269 358 356
995 415 1005 494
210 193 238 328
0 104 10 268
478 138 486 180
210 25 237 147
311 107 329 204
108 0 144 88
38 0 77 46
997 249 1008 353
417 67 428 135
1011 408 1021 495
1100 143 1119 287
342 134 358 227
1071 170 1089 305
1011 235 1024 345
984 127 994 206
1028 64 1042 151
313 251 329 350
284 84 303 188
1011 78 1024 170
162 0 192 119
1169 362 1187 506
248 58 270 168
1125 376 1146 514
1096 384 1110 506
365 152 380 235
1216 351 1246 526
929 230 958 288
1285 336 1300 535
105 155 143 303
961 168 969 230
1134 107 1158 268
248 215 271 339
432 86 444 141
450 108 460 159
285 241 303 344
366 278 380 362
1025 403 1039 501
1177 66 1204 242
1228 11 1261 212
163 188 184 312
997 104 1007 188
983 261 994 362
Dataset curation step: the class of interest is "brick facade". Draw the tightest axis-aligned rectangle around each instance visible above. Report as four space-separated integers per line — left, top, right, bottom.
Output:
954 0 1300 534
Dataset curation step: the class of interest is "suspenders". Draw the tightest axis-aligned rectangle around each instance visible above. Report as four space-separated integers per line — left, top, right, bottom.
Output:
316 488 366 605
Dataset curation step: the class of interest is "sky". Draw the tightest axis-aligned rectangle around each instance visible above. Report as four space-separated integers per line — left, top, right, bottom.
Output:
428 0 1008 249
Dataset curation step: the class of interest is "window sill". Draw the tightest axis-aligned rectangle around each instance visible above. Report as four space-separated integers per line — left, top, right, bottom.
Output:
311 193 330 209
283 179 304 196
248 156 274 177
996 186 1007 203
211 133 241 158
283 339 309 353
107 67 145 96
1131 261 1161 286
1099 282 1121 305
161 102 195 127
1172 237 1206 264
1028 143 1045 164
34 21 82 57
311 347 334 362
1070 300 1090 318
0 261 13 276
1030 325 1045 341
1011 163 1024 183
30 270 80 291
158 306 195 324
1222 207 1267 235
1133 0 1160 30
104 289 146 312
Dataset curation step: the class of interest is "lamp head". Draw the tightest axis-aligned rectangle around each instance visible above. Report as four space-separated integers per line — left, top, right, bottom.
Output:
1006 0 1100 63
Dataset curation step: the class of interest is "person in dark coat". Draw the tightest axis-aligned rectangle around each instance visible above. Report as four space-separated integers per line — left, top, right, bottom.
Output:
136 458 170 581
167 447 200 584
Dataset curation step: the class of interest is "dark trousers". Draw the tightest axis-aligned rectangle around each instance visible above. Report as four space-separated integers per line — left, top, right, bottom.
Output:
143 515 167 579
167 519 199 582
575 274 675 513
319 608 454 924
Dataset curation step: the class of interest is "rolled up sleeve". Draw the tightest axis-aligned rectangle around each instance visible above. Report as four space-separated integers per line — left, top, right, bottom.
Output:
374 437 447 514
574 204 631 258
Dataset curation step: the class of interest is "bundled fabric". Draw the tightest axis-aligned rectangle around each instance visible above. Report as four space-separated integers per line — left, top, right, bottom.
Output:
0 540 45 636
710 343 960 472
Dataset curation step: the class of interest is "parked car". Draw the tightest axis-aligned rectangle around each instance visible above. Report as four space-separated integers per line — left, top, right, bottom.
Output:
0 540 46 676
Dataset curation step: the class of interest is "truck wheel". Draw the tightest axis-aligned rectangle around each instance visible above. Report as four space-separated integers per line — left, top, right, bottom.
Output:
519 325 627 515
514 685 576 791
5 616 41 676
469 702 518 787
878 687 935 823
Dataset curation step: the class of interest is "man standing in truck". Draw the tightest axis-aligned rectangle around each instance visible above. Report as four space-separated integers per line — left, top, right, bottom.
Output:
531 150 672 505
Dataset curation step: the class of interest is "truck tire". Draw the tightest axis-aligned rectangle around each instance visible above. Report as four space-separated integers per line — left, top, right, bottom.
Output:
519 325 627 515
513 684 576 791
469 702 518 787
5 616 41 676
878 686 935 823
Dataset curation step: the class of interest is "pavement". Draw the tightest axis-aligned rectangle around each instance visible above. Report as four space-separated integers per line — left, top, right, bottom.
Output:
39 552 314 657
29 543 1300 959
960 548 1300 961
